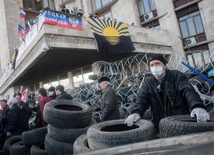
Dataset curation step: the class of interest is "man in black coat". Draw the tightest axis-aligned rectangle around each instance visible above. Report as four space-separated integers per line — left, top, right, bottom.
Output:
0 100 9 129
125 54 210 132
6 97 27 137
0 99 9 148
98 77 120 121
14 93 31 131
55 85 73 100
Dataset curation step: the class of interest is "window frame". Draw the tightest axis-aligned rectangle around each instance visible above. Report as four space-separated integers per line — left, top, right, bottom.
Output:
179 10 204 39
136 0 156 16
91 0 111 11
22 0 55 11
186 50 211 68
98 9 113 20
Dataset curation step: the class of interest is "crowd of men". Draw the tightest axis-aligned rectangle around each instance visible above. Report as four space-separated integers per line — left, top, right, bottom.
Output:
0 84 73 149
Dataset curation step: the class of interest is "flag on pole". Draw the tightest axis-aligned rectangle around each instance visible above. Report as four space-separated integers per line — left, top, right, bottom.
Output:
18 25 27 36
86 18 135 54
25 21 31 32
12 46 19 70
19 11 26 19
21 89 28 102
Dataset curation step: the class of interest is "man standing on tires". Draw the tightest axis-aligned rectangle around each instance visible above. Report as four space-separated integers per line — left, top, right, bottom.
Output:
125 54 210 133
98 77 120 121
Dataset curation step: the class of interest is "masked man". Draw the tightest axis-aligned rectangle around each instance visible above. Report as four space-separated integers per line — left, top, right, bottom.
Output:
125 54 210 133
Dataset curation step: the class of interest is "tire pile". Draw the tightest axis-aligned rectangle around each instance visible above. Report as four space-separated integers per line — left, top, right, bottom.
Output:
44 100 93 155
1 127 47 155
1 100 93 155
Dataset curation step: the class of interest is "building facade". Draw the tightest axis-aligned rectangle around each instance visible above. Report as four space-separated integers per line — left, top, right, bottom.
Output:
0 0 213 99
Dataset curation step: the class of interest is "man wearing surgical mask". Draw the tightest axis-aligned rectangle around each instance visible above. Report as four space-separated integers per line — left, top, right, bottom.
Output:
125 54 210 133
48 86 57 99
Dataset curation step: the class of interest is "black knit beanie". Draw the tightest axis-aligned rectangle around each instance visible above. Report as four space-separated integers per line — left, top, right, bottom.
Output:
148 54 167 65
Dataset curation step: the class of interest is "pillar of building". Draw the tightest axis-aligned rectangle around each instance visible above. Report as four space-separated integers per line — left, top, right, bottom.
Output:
68 71 74 90
0 1 21 75
39 81 43 88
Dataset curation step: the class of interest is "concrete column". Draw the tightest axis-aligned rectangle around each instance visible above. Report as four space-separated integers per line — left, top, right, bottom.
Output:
68 71 74 90
39 81 43 88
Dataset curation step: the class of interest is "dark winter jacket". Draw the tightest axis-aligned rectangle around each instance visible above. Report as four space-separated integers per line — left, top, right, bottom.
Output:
130 70 205 132
1 105 9 128
100 85 120 121
56 92 73 100
7 104 28 134
18 101 32 120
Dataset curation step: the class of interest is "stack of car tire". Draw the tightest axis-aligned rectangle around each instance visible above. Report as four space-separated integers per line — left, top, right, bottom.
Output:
2 126 47 155
1 100 93 155
43 100 93 155
73 119 156 154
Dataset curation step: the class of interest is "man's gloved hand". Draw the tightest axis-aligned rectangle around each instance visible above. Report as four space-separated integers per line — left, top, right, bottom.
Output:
125 113 140 126
190 107 210 122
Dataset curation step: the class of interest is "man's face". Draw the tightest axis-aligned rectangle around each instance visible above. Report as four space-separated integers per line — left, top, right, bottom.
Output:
0 101 6 108
149 60 166 78
99 82 107 90
55 89 60 96
15 95 22 103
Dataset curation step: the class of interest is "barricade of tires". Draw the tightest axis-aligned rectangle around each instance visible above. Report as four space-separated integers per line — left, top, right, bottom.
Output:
73 119 155 154
43 100 93 155
1 100 93 155
2 127 48 155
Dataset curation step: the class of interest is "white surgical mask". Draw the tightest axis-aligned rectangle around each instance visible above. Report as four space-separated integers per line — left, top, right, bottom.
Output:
150 66 164 77
48 91 55 96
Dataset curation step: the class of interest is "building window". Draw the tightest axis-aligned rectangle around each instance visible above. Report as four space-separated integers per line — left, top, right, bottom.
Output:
99 11 112 20
23 0 42 11
186 44 210 68
137 0 156 16
43 0 55 10
91 0 110 11
173 0 195 8
23 0 54 11
187 50 211 68
179 11 204 39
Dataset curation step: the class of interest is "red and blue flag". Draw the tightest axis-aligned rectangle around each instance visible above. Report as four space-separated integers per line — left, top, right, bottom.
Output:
18 25 27 36
19 11 26 19
25 21 31 32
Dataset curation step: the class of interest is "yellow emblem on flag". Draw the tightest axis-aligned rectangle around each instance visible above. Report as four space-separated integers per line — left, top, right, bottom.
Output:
86 18 130 45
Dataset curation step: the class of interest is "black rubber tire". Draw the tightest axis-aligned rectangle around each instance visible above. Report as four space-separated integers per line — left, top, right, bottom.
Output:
45 134 73 155
10 141 31 155
48 118 96 143
159 115 214 138
87 119 155 150
3 135 22 155
31 143 49 155
73 134 91 154
44 100 92 128
22 127 47 146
